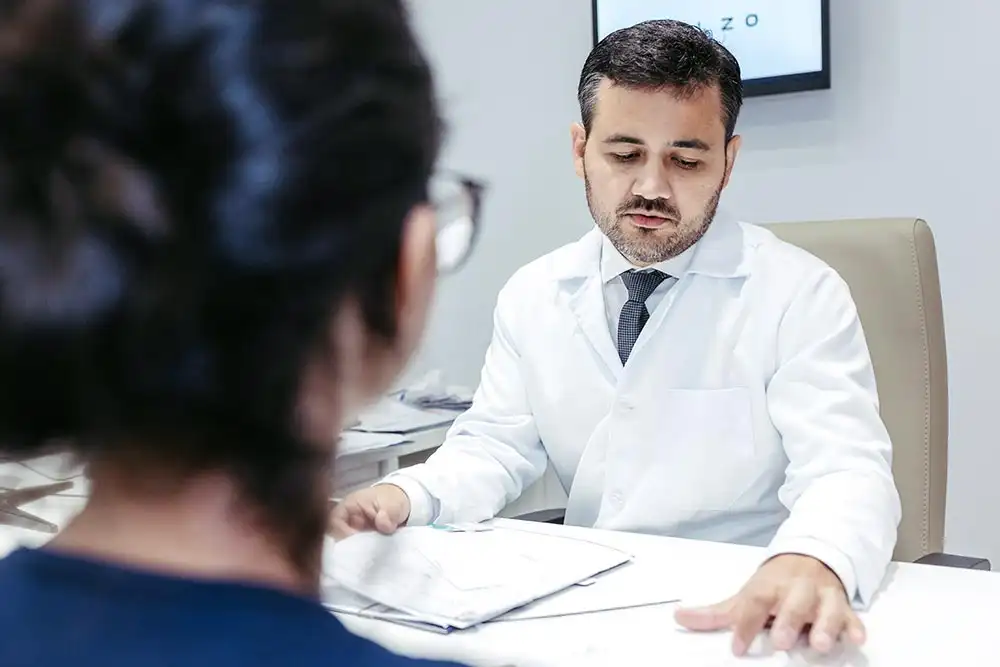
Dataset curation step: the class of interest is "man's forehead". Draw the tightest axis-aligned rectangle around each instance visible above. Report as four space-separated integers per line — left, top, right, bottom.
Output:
591 79 726 145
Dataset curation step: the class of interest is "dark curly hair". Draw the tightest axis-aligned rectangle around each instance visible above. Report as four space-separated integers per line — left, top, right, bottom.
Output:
0 0 440 573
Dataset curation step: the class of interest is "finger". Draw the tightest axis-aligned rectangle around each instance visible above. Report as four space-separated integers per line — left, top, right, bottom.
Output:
328 516 358 540
731 589 778 656
769 580 818 651
374 508 401 534
674 597 736 632
844 610 867 646
329 503 348 526
808 587 848 653
347 511 370 531
339 497 380 533
359 498 382 522
328 505 351 535
335 496 377 532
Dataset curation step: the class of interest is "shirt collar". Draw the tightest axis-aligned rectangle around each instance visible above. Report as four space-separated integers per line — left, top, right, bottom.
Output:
599 234 696 284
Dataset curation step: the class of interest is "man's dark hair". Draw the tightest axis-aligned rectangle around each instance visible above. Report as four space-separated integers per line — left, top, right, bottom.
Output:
578 19 743 140
0 0 439 572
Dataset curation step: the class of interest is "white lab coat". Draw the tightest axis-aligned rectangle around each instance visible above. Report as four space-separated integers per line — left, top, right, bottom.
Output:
387 211 901 606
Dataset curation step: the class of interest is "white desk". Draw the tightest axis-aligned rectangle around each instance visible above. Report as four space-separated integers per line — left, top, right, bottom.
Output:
336 519 1000 666
334 423 451 494
6 461 997 665
0 425 448 560
0 421 453 551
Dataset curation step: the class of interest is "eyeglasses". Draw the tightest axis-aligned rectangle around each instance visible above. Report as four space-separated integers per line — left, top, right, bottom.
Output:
429 171 485 274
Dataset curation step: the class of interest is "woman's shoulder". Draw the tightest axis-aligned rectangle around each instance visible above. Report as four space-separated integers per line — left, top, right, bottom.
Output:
0 548 470 667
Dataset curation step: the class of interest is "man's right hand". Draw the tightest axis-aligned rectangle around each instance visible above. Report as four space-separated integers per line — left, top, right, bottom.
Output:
328 484 411 540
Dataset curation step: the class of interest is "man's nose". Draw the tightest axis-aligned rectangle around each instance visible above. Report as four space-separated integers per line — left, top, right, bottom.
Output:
632 162 673 201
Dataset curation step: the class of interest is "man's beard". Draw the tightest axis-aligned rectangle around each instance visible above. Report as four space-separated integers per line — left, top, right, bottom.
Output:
585 173 723 265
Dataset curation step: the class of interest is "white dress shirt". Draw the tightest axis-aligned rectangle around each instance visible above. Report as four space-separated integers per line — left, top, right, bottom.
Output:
599 235 693 338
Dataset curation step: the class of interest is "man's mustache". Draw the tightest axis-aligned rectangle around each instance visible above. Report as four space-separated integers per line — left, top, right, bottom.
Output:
617 196 680 220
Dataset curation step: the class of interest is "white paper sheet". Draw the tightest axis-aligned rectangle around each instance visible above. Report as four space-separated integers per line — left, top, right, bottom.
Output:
491 557 683 622
322 525 633 630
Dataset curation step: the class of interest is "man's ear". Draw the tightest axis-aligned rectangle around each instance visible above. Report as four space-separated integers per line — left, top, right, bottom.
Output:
571 122 587 179
721 134 742 190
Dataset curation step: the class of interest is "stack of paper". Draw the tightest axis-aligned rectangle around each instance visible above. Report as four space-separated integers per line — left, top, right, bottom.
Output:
322 524 633 632
396 370 474 411
400 394 472 412
351 398 454 434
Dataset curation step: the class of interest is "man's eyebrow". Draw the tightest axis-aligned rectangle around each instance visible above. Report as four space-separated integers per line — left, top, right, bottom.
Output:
670 139 711 151
602 134 644 145
602 135 712 151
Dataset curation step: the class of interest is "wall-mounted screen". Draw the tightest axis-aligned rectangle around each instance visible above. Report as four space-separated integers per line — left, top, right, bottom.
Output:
592 0 830 97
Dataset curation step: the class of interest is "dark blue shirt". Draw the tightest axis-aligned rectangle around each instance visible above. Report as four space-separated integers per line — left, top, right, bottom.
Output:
0 547 466 667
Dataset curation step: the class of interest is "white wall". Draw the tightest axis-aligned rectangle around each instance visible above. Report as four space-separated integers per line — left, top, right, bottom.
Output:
404 0 594 389
408 0 1000 565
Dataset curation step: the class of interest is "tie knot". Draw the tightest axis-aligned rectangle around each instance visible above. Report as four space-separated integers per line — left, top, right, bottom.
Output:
621 269 668 303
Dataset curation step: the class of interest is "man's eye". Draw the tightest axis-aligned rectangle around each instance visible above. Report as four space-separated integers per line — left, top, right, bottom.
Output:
674 158 699 170
611 152 639 162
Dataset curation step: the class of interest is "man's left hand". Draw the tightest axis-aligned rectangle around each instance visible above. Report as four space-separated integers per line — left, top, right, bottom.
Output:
674 554 866 656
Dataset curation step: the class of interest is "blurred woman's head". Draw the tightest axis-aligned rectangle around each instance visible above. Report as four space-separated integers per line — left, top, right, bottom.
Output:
0 0 444 579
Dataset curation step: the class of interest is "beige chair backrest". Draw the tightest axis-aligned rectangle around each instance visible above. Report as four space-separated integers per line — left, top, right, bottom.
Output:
765 219 946 562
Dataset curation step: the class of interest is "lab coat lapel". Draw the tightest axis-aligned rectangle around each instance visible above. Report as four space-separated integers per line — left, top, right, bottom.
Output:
567 275 622 380
626 211 751 363
554 230 623 380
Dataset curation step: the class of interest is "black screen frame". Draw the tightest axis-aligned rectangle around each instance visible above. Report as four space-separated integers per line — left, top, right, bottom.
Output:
590 0 831 98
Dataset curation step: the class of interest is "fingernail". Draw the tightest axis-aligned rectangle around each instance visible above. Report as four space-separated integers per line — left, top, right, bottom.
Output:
732 638 747 655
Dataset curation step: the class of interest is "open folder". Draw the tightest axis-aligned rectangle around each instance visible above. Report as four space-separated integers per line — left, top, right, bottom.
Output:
322 523 633 631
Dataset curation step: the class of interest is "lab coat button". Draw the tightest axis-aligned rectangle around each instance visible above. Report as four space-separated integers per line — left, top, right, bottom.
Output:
609 491 625 506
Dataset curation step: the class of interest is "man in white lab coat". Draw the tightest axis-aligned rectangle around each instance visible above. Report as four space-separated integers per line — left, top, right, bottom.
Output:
331 19 900 656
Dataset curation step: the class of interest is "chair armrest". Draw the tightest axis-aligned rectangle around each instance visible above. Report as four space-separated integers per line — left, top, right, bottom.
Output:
914 552 991 571
513 508 566 525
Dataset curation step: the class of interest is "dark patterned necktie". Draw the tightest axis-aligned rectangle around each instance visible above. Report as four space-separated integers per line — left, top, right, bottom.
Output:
617 269 668 364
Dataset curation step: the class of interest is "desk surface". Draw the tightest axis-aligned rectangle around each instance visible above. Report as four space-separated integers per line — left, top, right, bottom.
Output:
3 462 998 666
338 519 1000 666
0 423 451 550
337 423 450 467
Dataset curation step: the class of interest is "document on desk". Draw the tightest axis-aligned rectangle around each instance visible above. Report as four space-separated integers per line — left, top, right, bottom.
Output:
322 525 633 631
351 397 454 434
490 556 684 622
323 581 456 633
324 580 460 633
